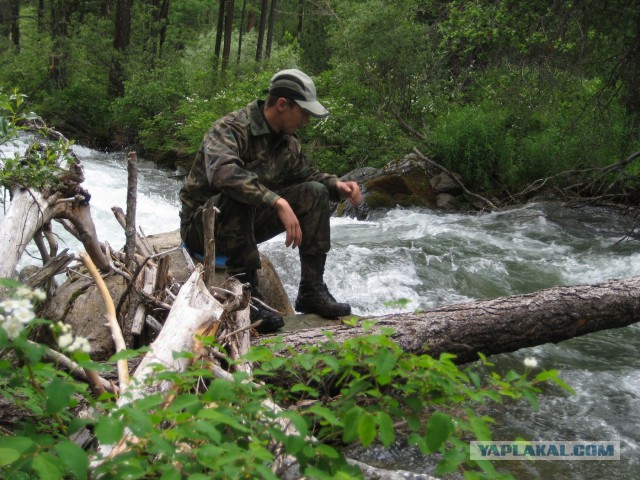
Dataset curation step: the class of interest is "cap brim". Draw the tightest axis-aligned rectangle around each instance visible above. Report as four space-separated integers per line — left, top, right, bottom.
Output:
294 99 329 118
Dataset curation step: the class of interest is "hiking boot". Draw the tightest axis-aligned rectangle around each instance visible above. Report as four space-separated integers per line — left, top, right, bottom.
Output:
294 254 351 319
235 270 285 334
250 303 285 334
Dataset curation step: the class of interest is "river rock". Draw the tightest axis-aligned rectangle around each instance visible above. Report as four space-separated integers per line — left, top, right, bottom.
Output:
335 153 438 218
40 229 293 361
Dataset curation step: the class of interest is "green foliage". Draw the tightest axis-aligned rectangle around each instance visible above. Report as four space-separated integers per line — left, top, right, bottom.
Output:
428 65 636 192
297 69 414 175
2 0 639 194
0 90 74 196
0 282 572 479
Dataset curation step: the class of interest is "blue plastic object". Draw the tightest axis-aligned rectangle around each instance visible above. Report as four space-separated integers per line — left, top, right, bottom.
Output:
181 243 228 270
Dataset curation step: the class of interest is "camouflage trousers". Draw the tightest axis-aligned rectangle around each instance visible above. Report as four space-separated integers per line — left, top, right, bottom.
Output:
180 182 331 272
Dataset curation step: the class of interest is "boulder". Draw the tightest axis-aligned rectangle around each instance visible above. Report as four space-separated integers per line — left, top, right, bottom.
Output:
430 172 462 194
335 153 438 218
42 274 126 361
144 229 294 317
40 230 293 361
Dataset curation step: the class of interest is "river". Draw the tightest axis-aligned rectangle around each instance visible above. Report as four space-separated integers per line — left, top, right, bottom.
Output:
4 140 639 479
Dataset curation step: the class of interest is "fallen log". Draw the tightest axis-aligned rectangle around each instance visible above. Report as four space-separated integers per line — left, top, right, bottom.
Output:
271 276 640 363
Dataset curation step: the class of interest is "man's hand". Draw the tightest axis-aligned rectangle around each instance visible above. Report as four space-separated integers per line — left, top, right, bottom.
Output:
336 180 362 206
274 197 302 248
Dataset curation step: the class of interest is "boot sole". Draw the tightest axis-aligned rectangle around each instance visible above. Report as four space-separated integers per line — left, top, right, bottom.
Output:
295 302 351 319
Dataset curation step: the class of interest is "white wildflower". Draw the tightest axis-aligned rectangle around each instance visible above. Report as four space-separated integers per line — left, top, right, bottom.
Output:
69 336 91 354
58 332 74 350
1 298 31 312
16 286 32 298
31 289 46 301
524 357 538 368
2 316 24 339
12 307 36 324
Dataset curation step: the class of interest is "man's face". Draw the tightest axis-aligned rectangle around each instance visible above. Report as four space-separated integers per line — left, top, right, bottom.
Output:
279 100 310 135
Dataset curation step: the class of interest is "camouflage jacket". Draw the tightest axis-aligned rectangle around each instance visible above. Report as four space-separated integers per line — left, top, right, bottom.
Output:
179 100 339 224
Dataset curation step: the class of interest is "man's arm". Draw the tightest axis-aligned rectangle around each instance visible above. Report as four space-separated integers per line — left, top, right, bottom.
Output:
274 198 302 249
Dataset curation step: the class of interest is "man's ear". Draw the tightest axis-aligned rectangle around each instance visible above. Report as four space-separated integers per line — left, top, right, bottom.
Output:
275 97 290 112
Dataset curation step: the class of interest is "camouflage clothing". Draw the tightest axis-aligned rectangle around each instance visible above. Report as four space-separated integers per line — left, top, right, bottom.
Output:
179 100 340 272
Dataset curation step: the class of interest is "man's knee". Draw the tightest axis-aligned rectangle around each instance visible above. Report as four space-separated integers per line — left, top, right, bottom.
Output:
297 181 330 210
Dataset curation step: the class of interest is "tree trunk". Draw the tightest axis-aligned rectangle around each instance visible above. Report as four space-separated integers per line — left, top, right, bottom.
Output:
213 0 225 71
295 0 303 50
148 0 171 58
109 0 133 97
270 276 640 364
222 0 234 71
236 0 246 64
9 0 19 49
265 0 277 59
255 0 268 61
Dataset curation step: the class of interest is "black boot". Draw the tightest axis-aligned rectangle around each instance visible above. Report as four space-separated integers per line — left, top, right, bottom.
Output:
235 271 285 334
295 254 351 319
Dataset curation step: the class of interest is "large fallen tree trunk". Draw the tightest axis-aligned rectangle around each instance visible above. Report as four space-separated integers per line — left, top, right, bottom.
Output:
272 276 640 363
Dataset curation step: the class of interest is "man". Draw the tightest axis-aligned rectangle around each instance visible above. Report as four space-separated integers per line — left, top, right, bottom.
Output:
179 69 362 333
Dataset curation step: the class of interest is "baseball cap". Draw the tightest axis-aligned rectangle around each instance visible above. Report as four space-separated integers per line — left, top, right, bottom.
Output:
267 69 329 118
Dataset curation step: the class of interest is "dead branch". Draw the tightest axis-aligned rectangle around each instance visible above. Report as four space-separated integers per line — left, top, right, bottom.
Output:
79 251 129 389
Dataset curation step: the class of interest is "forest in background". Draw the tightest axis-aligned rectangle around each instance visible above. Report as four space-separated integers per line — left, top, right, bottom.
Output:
1 0 639 197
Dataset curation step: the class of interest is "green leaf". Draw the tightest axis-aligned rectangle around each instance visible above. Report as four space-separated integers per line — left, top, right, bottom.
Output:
357 412 376 447
33 453 64 480
0 447 20 467
54 440 89 479
194 422 222 442
435 446 467 475
197 408 250 433
342 406 363 443
315 443 340 459
126 408 154 436
168 393 202 414
373 349 397 380
309 404 342 426
95 415 125 444
376 411 395 447
45 377 76 414
425 411 453 452
109 348 147 362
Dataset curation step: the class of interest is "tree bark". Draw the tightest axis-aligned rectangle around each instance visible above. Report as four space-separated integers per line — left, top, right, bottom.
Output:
265 0 277 59
255 0 268 61
270 276 640 364
236 0 246 64
109 0 133 96
222 0 234 71
9 0 19 49
214 0 225 70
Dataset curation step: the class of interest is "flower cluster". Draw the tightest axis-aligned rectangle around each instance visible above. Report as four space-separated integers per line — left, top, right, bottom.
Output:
52 322 91 354
0 287 45 339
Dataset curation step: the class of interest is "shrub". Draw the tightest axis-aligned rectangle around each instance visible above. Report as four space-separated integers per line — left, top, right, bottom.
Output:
0 280 572 480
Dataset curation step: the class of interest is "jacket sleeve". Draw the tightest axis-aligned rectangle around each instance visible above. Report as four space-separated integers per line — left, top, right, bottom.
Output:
285 136 340 201
204 121 281 208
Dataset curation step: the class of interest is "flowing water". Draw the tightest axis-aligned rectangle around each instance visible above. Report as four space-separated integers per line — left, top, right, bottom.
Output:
3 139 639 478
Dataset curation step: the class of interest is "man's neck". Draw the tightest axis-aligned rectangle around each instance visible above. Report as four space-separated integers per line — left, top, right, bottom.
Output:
262 104 282 134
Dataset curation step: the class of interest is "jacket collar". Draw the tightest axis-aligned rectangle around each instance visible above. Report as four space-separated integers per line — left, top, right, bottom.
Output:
248 100 273 136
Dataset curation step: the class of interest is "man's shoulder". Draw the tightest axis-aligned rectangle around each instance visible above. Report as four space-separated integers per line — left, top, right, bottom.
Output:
216 103 253 129
208 100 266 136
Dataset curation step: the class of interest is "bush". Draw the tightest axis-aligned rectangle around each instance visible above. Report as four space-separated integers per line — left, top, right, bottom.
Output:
0 279 572 480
